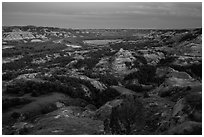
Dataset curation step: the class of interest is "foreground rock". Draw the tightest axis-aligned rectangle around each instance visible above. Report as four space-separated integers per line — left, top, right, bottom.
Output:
6 106 103 135
154 67 201 101
154 90 202 134
165 121 202 135
171 92 202 123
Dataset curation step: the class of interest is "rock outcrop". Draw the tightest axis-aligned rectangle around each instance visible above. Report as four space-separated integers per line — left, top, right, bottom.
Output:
154 67 201 101
112 48 136 74
71 75 107 92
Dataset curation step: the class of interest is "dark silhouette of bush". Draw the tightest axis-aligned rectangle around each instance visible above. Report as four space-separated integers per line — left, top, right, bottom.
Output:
178 33 198 43
96 87 120 107
73 58 100 69
3 97 32 111
6 80 71 97
2 55 36 71
185 92 202 110
124 65 156 84
106 96 145 134
124 71 138 81
40 103 58 114
125 62 132 69
190 63 202 79
158 56 176 66
171 63 202 79
98 74 119 86
134 55 147 65
125 84 143 92
11 112 21 120
2 72 18 81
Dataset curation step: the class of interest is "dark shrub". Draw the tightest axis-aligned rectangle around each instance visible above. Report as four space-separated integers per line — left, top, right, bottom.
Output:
124 65 156 84
11 112 21 120
171 63 202 79
125 84 143 92
97 87 120 107
107 96 145 134
178 33 198 42
2 98 32 111
98 74 119 86
158 56 176 66
40 103 58 114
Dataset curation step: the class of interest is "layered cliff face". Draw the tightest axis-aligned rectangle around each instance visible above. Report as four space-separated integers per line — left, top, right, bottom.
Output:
3 31 35 41
94 48 138 77
112 48 136 73
70 74 107 92
143 51 165 65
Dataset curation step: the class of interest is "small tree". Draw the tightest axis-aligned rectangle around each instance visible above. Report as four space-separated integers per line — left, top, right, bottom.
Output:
106 95 145 134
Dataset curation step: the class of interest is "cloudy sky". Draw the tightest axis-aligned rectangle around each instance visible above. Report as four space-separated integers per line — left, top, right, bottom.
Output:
2 2 202 29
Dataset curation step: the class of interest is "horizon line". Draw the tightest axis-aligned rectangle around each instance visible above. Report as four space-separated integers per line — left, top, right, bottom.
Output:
2 25 202 30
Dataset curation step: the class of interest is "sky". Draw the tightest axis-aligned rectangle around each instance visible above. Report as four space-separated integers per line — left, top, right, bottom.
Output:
2 2 202 29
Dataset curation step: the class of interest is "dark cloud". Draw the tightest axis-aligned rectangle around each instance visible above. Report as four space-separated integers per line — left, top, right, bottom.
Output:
2 2 202 29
